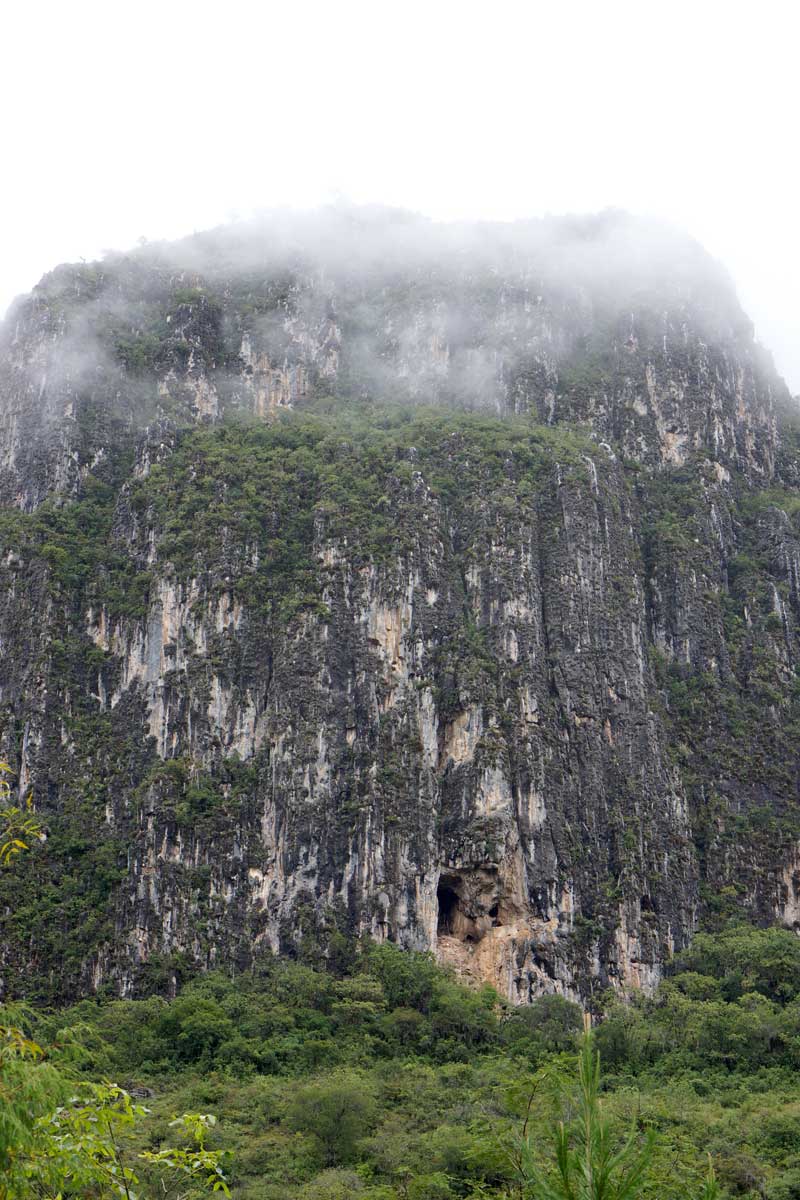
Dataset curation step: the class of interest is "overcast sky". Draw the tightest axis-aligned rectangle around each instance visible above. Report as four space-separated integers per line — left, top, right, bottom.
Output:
3 0 798 390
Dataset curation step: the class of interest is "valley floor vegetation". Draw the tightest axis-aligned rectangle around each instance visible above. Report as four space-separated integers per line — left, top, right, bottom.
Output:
4 923 800 1198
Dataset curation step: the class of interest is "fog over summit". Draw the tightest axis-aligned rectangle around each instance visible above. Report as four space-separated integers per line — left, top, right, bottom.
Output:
3 2 798 390
4 203 787 514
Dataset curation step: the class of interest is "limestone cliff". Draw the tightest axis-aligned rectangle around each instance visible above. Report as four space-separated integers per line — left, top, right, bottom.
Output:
0 209 797 1005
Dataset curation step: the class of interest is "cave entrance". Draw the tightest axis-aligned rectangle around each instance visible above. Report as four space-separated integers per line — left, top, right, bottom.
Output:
434 866 517 976
437 881 461 937
437 870 502 944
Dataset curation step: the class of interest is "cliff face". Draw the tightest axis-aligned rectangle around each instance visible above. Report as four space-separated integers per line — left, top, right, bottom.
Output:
0 209 798 1004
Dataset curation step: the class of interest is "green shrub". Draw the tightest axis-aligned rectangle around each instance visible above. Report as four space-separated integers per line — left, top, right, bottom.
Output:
287 1073 377 1165
407 1173 454 1200
299 1168 366 1198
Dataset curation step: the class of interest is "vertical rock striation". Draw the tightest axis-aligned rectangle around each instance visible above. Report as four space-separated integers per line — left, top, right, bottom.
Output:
0 209 797 1003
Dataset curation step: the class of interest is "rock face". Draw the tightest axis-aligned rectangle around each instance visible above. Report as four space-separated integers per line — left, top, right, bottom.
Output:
0 208 798 1005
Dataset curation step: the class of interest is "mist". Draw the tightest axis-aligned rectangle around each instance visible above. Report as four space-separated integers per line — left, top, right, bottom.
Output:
3 1 799 391
4 202 784 500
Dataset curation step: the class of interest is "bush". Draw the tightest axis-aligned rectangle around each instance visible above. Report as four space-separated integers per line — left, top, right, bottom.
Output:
676 926 800 1004
287 1073 377 1165
407 1173 454 1200
502 993 582 1056
767 1170 800 1200
299 1168 366 1198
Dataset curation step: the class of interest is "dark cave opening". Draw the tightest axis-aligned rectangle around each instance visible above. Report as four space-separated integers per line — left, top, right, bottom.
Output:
436 870 506 944
437 882 460 936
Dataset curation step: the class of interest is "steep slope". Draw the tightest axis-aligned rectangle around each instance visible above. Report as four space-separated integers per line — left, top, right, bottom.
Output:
0 209 797 1004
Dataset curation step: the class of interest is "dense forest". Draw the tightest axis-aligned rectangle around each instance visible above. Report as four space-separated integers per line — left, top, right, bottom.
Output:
6 916 800 1197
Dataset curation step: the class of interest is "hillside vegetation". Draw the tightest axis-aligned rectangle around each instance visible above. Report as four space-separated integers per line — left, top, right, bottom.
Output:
5 924 800 1198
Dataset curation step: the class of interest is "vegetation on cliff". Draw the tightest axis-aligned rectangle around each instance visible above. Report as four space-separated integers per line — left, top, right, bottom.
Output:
1 399 800 1001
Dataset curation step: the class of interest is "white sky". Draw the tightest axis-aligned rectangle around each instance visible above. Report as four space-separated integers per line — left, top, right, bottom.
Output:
3 0 798 389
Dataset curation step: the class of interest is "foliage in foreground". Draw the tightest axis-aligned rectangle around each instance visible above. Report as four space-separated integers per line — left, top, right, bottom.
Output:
0 1007 231 1200
518 1014 720 1200
520 1016 657 1200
